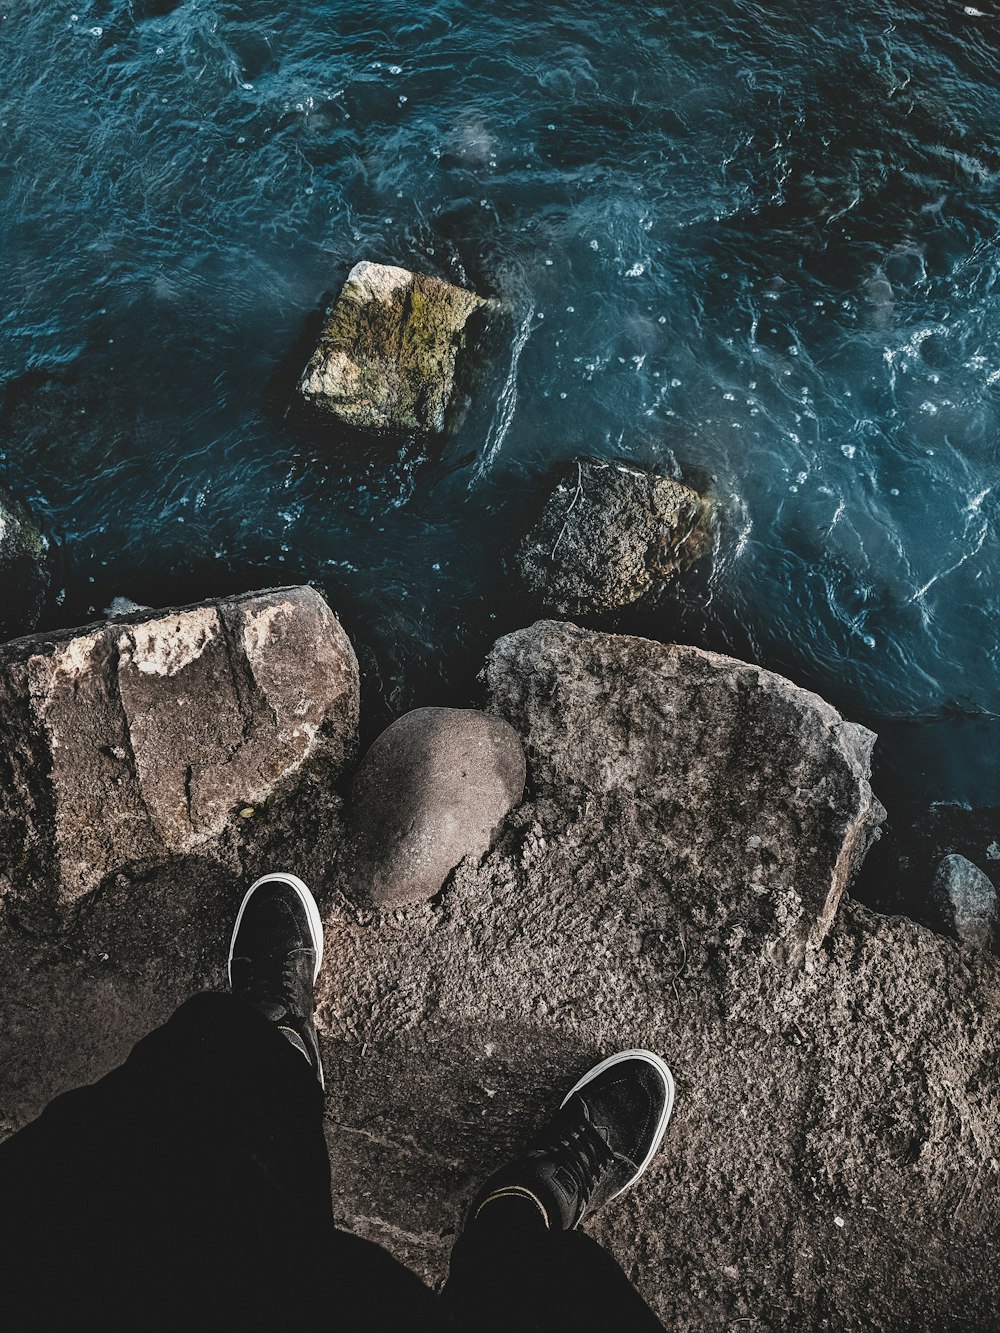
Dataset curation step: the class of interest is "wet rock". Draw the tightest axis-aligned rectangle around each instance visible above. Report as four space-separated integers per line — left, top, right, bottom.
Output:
0 485 48 638
104 596 152 619
344 706 525 908
0 586 358 911
929 853 997 951
513 457 712 617
297 261 491 436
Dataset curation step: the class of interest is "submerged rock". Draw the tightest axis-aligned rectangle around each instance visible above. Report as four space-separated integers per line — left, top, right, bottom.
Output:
513 457 712 617
0 586 358 911
297 261 491 436
344 706 525 909
0 485 48 638
929 853 997 951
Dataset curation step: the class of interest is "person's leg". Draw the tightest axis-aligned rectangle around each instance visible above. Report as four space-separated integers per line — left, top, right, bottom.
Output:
0 873 444 1332
441 1050 673 1332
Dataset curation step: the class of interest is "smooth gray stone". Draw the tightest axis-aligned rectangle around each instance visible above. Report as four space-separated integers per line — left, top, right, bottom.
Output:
345 706 525 908
930 853 997 951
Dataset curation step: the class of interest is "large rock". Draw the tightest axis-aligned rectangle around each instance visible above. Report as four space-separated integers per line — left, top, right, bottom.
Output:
3 618 1000 1330
486 620 882 957
344 706 525 908
929 853 997 951
0 586 358 911
513 457 712 617
297 261 491 436
0 485 48 638
309 624 998 1329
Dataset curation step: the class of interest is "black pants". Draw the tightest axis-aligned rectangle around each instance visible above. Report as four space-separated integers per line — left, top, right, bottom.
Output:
0 994 664 1331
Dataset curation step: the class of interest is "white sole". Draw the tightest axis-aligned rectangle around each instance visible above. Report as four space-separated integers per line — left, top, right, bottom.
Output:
227 872 325 985
560 1048 675 1197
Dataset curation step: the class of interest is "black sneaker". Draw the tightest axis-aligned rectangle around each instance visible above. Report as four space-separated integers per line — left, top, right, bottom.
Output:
227 872 325 1088
468 1050 674 1231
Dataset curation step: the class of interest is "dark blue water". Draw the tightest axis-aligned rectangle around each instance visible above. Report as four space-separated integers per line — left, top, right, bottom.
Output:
3 0 1000 909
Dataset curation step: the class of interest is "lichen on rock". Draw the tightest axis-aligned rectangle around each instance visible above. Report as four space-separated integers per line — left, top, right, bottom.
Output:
296 261 492 436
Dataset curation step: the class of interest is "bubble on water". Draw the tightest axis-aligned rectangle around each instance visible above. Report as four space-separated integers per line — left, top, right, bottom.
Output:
559 392 567 399
723 392 735 401
919 400 938 415
156 46 164 55
625 262 645 277
863 636 876 649
566 305 574 313
90 25 103 35
589 239 599 250
841 444 856 459
890 488 900 496
658 315 666 324
671 378 682 388
545 259 553 266
388 65 403 75
964 6 986 14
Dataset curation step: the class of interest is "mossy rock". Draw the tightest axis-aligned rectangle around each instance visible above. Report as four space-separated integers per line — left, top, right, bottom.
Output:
297 261 493 437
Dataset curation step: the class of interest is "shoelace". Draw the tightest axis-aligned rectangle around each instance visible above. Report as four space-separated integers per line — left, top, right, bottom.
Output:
233 954 299 1016
544 1109 616 1207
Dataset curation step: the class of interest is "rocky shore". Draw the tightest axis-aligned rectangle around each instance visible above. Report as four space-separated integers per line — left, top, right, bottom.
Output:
0 585 997 1329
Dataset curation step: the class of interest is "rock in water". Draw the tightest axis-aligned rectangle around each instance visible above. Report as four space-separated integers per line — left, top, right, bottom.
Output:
513 457 712 617
0 586 358 911
344 706 525 908
0 485 48 638
297 261 491 436
929 853 997 950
